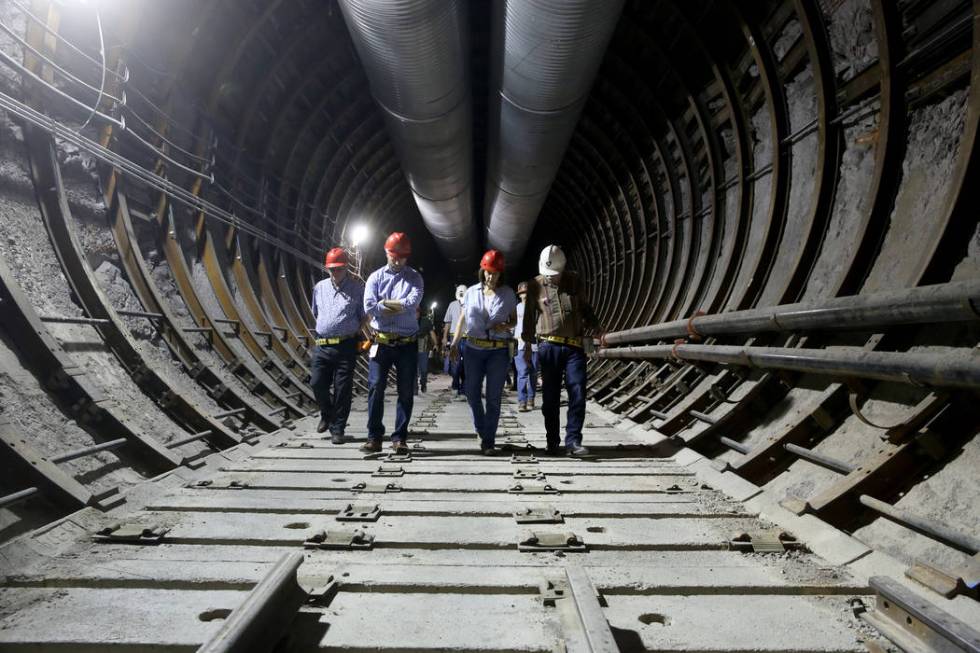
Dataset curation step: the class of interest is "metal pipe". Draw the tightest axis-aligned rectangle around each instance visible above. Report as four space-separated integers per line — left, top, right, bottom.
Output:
860 495 980 555
718 437 750 455
783 443 855 475
483 0 626 263
689 410 718 425
116 309 164 320
268 406 289 417
337 0 477 268
50 438 127 464
0 487 39 509
166 430 213 449
605 280 980 345
596 343 980 390
39 314 110 325
213 408 247 419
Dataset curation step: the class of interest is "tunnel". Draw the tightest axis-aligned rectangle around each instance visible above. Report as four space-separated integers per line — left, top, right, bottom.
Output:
0 0 979 650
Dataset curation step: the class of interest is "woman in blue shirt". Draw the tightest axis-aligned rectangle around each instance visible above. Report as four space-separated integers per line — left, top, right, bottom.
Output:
449 250 518 455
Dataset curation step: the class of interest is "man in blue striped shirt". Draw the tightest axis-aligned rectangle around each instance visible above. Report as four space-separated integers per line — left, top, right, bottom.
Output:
311 247 366 444
361 232 424 453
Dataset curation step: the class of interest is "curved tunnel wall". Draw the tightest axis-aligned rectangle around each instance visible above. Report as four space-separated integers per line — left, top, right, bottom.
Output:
0 0 977 597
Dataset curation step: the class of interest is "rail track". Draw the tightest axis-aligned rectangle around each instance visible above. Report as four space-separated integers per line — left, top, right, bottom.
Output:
9 380 971 653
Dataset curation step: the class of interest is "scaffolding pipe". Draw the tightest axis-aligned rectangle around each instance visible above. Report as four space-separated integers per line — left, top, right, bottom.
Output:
604 280 980 345
596 343 980 390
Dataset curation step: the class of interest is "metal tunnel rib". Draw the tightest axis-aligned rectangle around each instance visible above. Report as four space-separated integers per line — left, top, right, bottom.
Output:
484 0 626 263
337 0 477 268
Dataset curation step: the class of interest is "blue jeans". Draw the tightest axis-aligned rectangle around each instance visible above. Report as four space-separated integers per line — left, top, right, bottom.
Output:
538 342 587 448
463 345 510 448
514 351 538 403
366 342 417 442
417 350 430 391
310 339 356 435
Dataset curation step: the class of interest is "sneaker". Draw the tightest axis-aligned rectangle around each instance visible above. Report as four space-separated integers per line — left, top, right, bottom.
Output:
316 419 328 434
391 440 409 454
568 444 591 457
360 439 382 453
330 433 345 445
518 402 527 412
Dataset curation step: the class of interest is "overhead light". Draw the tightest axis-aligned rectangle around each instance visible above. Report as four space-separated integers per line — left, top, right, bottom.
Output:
430 302 437 310
349 224 370 248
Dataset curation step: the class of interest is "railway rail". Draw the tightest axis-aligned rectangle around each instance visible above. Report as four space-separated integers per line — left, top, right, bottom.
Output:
5 382 977 652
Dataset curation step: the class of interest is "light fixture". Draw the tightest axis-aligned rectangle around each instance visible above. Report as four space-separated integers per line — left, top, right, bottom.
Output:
430 302 438 310
349 223 370 248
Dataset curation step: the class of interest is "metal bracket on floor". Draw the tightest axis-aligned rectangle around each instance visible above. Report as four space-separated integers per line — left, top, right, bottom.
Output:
385 453 412 463
303 528 375 550
858 576 980 653
729 529 803 553
509 482 559 495
519 531 586 552
512 454 539 464
276 441 313 448
515 506 564 524
336 503 382 522
664 483 685 494
92 522 169 545
513 467 546 480
373 465 405 477
352 481 401 494
539 577 570 606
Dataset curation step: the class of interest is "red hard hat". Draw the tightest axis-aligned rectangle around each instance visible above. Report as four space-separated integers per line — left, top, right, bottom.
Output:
324 247 348 269
384 232 411 257
480 249 505 273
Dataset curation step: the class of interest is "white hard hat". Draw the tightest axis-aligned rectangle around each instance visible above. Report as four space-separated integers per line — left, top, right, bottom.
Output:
455 284 466 301
539 245 566 276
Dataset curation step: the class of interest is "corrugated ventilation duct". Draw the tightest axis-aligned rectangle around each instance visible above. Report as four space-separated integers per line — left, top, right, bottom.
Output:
337 0 478 267
484 0 625 264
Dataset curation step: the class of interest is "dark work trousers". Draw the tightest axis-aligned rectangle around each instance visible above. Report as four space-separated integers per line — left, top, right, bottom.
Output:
416 350 430 392
309 339 357 436
537 341 588 448
452 338 467 395
366 341 417 443
463 344 510 449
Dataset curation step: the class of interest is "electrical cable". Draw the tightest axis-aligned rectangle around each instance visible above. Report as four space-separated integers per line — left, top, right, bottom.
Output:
77 5 103 130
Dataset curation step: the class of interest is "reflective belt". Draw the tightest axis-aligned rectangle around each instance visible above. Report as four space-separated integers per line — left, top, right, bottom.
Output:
315 334 357 346
466 337 510 349
539 335 583 348
374 331 417 345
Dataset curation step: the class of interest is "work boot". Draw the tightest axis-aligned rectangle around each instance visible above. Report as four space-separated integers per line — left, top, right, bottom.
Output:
330 432 345 445
530 397 535 409
391 440 409 454
360 439 382 453
518 402 527 412
545 444 565 457
317 418 328 434
481 446 498 456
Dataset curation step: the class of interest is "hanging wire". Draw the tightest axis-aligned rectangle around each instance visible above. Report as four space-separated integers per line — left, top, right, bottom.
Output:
0 90 324 268
76 5 104 130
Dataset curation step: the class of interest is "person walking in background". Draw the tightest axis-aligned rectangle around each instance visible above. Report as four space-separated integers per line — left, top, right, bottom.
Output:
362 232 423 454
521 245 603 456
416 306 438 394
514 281 538 412
310 247 366 444
443 284 467 398
450 250 517 455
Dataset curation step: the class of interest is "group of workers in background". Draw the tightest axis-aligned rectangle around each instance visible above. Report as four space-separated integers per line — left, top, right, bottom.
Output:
309 232 603 457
